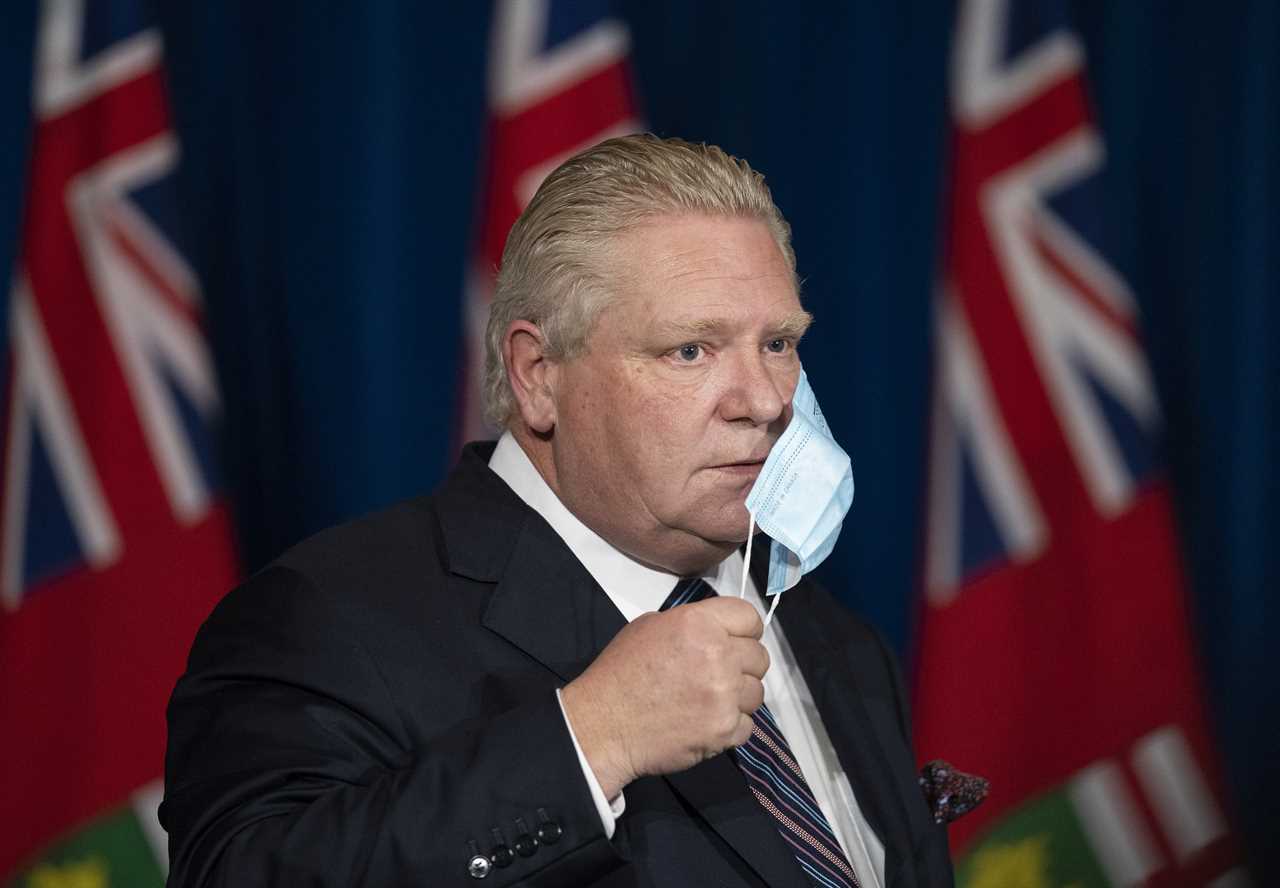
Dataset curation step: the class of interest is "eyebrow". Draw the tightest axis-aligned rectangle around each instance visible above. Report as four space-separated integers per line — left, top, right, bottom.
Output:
651 310 815 341
770 310 815 339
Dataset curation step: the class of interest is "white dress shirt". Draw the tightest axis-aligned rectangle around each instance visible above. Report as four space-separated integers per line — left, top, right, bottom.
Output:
489 432 885 887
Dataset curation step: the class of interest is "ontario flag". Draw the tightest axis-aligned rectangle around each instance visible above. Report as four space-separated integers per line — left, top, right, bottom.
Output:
914 1 1252 885
0 0 238 884
458 0 640 439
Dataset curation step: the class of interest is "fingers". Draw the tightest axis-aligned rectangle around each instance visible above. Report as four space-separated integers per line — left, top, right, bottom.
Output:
731 712 755 748
738 674 765 715
728 636 770 679
695 596 764 639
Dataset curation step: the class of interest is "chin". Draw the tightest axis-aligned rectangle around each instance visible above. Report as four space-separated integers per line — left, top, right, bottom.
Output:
660 538 740 576
696 507 755 545
684 520 752 558
638 506 753 572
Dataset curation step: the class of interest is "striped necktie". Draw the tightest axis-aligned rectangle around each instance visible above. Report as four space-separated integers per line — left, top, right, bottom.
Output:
661 578 861 888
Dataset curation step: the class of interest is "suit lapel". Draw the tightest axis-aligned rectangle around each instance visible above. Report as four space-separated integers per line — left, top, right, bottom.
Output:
786 645 914 887
662 758 814 888
433 443 620 683
751 543 917 888
481 512 627 684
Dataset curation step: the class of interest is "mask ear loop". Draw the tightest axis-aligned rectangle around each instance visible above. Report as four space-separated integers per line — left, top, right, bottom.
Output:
741 510 782 630
763 591 782 631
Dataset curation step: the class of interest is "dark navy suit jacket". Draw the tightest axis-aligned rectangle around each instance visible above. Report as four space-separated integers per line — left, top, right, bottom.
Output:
161 443 953 886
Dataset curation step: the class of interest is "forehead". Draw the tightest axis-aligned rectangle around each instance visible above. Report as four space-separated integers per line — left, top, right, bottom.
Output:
604 214 801 328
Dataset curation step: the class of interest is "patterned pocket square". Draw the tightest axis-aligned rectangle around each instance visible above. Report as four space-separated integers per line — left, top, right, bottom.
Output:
918 759 989 825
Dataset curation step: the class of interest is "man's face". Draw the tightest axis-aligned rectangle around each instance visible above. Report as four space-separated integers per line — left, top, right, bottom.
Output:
545 214 809 574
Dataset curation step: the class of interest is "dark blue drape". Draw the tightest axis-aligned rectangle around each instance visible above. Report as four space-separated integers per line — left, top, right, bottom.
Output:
0 0 1273 877
154 2 493 567
0 2 36 351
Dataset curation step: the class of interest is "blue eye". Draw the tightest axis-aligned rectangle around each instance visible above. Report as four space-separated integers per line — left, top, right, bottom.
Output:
676 344 702 361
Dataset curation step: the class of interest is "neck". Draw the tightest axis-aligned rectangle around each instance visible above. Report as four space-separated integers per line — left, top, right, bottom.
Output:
509 424 559 494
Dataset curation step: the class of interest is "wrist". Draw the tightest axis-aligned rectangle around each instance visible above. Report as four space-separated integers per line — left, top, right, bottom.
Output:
561 679 634 800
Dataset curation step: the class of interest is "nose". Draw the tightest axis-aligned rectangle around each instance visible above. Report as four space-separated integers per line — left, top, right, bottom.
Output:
720 350 789 426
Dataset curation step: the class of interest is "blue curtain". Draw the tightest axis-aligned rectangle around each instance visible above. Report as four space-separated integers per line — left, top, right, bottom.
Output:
0 2 37 350
154 2 494 567
1 0 1273 877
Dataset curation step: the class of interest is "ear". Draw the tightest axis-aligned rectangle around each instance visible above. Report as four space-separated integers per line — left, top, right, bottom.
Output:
503 320 558 434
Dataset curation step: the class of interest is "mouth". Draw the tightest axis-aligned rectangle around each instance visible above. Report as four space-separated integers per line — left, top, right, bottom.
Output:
708 458 767 477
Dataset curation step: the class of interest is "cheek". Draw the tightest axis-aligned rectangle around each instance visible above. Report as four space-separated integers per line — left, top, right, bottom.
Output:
781 361 802 393
615 368 702 478
579 369 664 467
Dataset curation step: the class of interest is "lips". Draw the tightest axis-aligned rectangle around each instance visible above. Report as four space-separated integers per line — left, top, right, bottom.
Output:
708 445 772 470
708 456 768 474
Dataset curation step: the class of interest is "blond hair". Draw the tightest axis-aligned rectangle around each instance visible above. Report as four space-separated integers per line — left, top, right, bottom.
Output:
483 133 796 427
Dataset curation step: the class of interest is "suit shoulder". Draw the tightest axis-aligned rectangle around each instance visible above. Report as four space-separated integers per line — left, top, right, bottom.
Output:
188 490 491 690
190 496 439 640
800 579 894 656
269 494 445 593
188 496 450 656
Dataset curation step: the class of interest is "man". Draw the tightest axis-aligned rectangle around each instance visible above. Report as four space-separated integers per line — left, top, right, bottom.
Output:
161 135 954 886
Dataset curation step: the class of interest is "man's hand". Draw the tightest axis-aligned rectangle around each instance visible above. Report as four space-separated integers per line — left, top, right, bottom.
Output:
560 596 769 800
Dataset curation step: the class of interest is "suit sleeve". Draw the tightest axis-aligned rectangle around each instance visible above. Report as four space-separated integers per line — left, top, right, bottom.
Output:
161 565 623 887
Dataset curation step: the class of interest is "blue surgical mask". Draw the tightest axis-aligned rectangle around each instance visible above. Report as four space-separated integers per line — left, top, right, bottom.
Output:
742 369 855 622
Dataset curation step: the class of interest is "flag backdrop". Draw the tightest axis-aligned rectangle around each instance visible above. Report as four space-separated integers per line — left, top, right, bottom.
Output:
0 0 1275 883
458 0 641 440
915 1 1247 885
0 0 238 882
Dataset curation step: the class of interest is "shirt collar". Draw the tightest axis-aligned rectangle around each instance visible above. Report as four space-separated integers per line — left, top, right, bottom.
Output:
488 431 744 621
